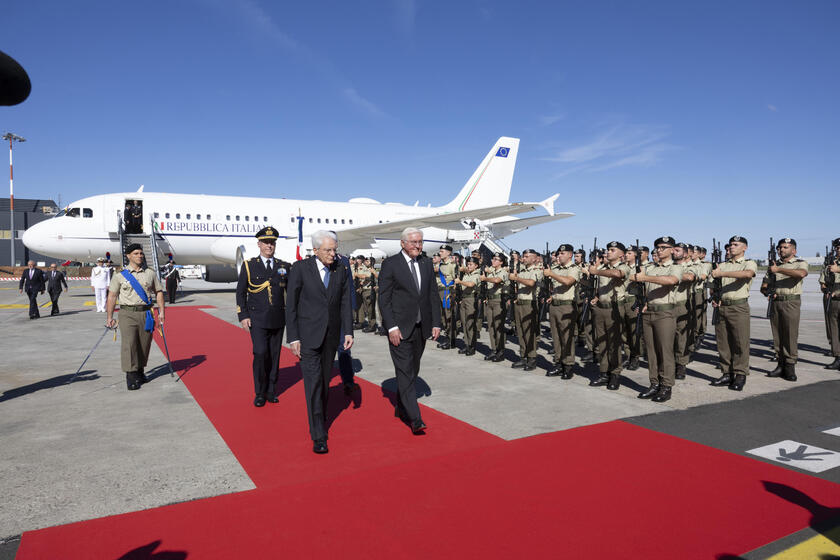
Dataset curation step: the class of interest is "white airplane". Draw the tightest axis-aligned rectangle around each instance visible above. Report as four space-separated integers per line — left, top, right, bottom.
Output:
23 137 573 281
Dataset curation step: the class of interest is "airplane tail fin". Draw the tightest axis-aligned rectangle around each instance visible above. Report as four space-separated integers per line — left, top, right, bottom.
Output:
442 137 519 212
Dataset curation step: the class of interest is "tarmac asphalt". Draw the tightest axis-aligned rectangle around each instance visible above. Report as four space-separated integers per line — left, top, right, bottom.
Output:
1 275 838 559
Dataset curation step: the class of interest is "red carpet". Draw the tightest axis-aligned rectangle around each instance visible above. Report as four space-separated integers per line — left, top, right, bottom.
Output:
16 306 840 559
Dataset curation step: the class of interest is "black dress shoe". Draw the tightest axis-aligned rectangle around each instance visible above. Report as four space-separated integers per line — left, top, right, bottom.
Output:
491 352 505 362
783 364 797 382
137 370 149 384
767 363 785 377
589 373 609 387
458 347 467 354
438 342 451 350
411 420 427 434
729 374 746 391
484 353 494 361
652 386 672 403
607 374 620 390
465 348 476 356
523 359 537 371
313 439 329 454
711 373 732 387
626 357 640 371
638 384 659 399
560 365 574 380
343 382 360 396
266 395 279 403
511 359 526 369
254 396 266 407
546 364 562 377
825 357 840 370
675 365 686 380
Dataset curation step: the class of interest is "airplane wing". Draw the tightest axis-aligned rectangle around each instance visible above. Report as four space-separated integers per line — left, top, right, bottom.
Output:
487 212 575 237
337 196 560 243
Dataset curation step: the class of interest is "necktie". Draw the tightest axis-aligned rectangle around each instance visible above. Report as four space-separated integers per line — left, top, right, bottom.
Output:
323 266 330 288
410 259 420 291
265 259 272 272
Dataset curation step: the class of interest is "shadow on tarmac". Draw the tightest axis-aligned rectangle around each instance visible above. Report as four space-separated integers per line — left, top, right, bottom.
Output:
0 371 99 402
116 539 187 559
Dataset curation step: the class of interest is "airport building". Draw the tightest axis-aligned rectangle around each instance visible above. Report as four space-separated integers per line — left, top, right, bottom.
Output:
0 197 61 266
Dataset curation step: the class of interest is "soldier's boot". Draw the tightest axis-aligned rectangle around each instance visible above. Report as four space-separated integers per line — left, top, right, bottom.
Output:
638 384 660 399
626 357 640 371
523 358 537 372
491 351 505 363
126 372 141 391
607 373 620 390
783 364 797 382
675 364 686 380
546 363 562 377
484 351 495 361
824 357 840 370
729 374 746 392
589 373 609 387
651 385 672 403
465 347 476 356
711 373 732 387
137 368 148 384
511 357 527 369
767 361 785 377
458 346 467 354
560 364 575 380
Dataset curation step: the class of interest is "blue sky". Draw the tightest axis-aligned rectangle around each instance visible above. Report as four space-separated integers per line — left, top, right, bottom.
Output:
3 0 838 258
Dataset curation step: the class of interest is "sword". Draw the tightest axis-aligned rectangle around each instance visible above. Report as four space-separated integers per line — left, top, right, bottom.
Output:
66 324 117 385
159 322 176 379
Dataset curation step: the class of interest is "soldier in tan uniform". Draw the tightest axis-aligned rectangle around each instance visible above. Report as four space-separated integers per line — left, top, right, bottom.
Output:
454 257 481 356
588 242 631 390
106 243 165 390
635 237 682 403
820 239 840 370
436 245 457 349
710 236 757 391
760 238 808 381
353 257 376 331
544 244 580 378
621 245 646 371
672 243 697 380
693 246 711 344
510 249 543 371
480 253 508 362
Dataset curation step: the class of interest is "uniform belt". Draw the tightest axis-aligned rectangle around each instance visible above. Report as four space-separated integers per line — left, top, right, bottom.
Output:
596 298 625 308
646 303 675 312
721 297 749 306
120 304 152 312
550 299 574 306
625 295 636 302
461 294 475 299
773 294 801 302
486 295 502 300
515 299 535 306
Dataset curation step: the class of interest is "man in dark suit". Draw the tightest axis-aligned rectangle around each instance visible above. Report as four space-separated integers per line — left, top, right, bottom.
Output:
236 227 290 408
286 230 354 454
45 263 68 315
19 260 46 319
378 227 442 434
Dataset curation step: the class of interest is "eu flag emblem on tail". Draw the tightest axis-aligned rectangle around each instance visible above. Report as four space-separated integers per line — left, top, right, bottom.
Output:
496 147 510 158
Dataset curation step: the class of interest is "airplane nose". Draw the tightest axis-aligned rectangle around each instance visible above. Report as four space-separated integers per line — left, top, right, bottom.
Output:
21 223 44 252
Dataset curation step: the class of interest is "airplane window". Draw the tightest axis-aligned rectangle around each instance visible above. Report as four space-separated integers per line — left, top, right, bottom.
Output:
207 214 211 220
226 215 230 221
83 208 93 218
176 213 181 219
186 213 191 220
349 219 353 224
333 219 337 224
236 215 240 221
378 220 382 223
309 218 313 223
263 216 267 222
317 218 321 224
67 208 80 218
245 216 250 221
254 216 258 222
165 213 170 219
196 214 201 220
341 219 345 224
153 212 159 218
290 217 294 223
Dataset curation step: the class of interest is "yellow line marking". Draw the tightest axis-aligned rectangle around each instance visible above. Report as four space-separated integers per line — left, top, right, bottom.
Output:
0 304 29 309
83 301 96 306
767 524 840 559
40 301 52 308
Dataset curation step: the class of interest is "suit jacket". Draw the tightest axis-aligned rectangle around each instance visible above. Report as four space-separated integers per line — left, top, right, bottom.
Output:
19 268 46 293
285 257 353 350
378 252 442 339
46 270 68 292
236 257 289 329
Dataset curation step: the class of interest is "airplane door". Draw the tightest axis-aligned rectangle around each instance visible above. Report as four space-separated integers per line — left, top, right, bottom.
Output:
124 199 144 234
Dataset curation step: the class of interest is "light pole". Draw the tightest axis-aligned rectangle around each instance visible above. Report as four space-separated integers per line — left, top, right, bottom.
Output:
3 132 25 266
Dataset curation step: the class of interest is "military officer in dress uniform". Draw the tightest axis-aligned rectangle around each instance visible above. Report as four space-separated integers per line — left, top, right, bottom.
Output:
236 227 290 407
544 244 580 378
710 235 757 391
672 243 698 380
761 238 808 381
480 252 508 362
820 239 840 370
635 237 682 403
454 257 481 355
106 244 165 390
436 245 457 349
588 242 631 390
510 249 543 371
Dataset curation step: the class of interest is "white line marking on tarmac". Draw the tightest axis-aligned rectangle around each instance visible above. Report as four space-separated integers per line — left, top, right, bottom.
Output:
747 440 840 473
822 426 840 437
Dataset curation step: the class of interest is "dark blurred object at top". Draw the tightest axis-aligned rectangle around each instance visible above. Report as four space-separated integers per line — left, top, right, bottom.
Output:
0 50 31 106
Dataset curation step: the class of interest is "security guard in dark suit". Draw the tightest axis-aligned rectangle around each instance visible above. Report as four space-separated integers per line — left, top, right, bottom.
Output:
236 227 290 407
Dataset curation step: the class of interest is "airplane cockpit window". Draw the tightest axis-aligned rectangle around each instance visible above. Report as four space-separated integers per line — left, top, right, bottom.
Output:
66 208 80 218
56 209 66 217
83 208 93 218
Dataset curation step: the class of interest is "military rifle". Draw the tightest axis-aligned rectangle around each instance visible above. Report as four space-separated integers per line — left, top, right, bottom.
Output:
631 238 646 356
825 244 836 314
710 238 723 325
765 237 777 319
539 243 551 324
578 238 598 330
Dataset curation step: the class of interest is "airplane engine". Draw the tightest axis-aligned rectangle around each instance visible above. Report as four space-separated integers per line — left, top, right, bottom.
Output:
203 264 239 283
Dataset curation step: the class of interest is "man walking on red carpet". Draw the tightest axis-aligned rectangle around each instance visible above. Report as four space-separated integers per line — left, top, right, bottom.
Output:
377 227 442 434
286 230 354 454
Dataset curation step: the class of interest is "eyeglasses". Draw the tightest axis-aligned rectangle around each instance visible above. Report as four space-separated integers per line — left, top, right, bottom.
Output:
404 240 423 245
